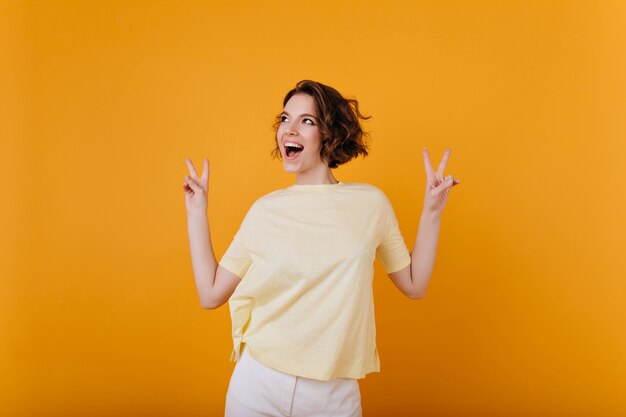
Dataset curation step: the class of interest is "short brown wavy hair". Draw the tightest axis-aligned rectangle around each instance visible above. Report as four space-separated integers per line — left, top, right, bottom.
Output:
271 80 371 169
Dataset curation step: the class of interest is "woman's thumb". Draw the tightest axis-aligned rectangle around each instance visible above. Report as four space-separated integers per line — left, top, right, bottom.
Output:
430 177 452 197
185 176 202 194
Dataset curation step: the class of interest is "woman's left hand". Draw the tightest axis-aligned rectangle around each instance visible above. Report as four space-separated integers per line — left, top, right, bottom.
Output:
421 147 461 217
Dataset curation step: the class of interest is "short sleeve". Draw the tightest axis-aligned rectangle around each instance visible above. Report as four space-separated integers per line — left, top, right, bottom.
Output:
375 193 411 274
219 203 256 279
219 232 252 279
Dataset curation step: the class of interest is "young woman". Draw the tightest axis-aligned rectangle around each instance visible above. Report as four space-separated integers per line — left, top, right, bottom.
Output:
183 80 460 417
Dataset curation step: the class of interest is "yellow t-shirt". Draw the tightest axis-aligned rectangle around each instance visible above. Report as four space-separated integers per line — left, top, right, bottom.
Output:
219 181 411 381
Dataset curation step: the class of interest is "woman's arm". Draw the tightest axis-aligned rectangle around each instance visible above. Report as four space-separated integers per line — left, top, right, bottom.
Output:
183 158 241 309
186 211 217 308
186 210 241 309
388 211 441 299
388 148 460 299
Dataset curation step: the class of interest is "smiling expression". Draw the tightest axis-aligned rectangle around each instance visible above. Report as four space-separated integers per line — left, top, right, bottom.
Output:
276 93 325 173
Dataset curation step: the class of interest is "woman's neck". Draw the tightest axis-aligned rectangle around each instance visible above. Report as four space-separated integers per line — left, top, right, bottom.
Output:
294 166 338 185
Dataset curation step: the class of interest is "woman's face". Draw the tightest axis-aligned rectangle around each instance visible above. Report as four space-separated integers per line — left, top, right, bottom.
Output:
276 93 325 174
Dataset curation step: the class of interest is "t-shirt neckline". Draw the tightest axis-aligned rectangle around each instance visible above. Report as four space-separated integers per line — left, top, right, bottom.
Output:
287 181 344 191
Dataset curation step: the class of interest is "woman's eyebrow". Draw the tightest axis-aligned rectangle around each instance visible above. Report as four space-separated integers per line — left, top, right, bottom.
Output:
280 111 318 119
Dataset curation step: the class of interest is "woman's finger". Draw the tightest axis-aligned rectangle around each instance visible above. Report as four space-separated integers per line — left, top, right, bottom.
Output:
436 148 451 177
430 176 455 197
185 176 202 194
185 159 199 179
422 148 434 176
446 175 461 186
201 158 210 180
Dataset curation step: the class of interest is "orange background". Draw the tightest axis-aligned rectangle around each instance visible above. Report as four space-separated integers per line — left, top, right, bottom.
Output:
2 1 625 416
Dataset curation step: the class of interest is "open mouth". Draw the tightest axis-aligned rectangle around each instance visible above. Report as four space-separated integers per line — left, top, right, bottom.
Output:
284 142 304 159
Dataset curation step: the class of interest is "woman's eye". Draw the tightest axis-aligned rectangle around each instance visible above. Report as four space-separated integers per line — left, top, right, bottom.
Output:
279 115 314 125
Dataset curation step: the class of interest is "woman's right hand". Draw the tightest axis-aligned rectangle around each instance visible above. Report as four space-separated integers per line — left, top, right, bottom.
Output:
182 158 209 215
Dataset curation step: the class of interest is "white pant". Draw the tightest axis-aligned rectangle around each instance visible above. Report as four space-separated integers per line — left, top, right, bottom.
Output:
225 344 362 417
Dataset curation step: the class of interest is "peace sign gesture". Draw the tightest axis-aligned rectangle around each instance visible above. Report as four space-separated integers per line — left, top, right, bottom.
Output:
182 158 210 215
422 147 460 217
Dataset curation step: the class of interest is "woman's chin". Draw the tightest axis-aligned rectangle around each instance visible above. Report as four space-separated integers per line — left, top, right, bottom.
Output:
282 163 300 173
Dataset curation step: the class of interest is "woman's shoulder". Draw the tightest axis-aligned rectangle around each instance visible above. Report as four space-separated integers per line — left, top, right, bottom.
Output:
344 182 389 199
247 187 287 209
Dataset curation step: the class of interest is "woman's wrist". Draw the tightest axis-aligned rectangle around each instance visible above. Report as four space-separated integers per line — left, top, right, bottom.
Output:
187 209 208 220
420 209 442 224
